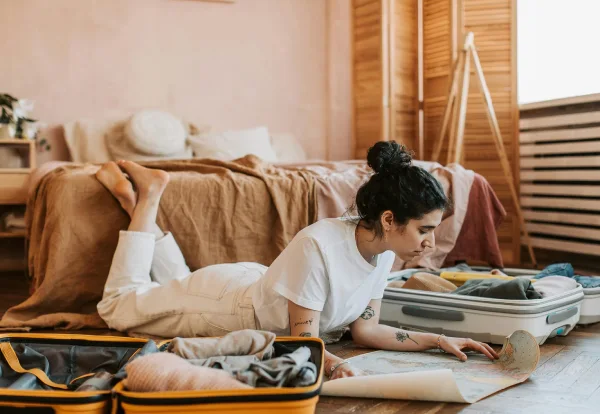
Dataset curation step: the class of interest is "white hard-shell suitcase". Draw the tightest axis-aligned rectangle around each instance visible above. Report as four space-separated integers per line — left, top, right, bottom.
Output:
381 268 584 345
475 267 600 326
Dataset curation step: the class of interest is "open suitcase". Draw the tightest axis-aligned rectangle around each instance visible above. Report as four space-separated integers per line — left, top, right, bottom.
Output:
381 268 585 345
0 333 325 414
475 267 600 326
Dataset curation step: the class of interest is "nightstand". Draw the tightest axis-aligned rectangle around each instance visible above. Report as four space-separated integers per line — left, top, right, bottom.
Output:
0 139 35 272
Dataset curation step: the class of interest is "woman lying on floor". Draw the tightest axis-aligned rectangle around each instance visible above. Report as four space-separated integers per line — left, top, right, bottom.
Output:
95 141 498 380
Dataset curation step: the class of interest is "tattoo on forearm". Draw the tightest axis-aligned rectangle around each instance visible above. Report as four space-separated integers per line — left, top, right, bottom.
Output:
360 306 375 320
294 318 314 327
299 332 312 337
396 331 419 345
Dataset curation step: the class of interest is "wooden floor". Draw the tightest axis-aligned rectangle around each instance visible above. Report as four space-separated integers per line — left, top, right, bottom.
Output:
2 271 600 413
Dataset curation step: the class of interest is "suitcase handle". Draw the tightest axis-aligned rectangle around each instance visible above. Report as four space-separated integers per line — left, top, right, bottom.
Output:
402 305 465 321
0 343 69 390
546 307 578 324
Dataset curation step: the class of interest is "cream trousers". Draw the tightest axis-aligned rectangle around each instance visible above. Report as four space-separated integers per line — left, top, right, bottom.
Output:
97 231 266 337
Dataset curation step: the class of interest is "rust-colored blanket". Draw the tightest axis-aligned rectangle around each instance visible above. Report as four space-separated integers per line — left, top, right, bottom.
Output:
444 173 506 268
0 156 317 330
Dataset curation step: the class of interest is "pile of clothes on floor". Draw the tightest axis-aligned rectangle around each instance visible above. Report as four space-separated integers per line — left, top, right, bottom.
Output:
68 330 317 393
387 263 600 300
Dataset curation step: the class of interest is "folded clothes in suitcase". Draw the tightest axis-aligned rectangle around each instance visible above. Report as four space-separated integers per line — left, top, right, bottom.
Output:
0 333 324 414
113 337 324 414
382 268 584 345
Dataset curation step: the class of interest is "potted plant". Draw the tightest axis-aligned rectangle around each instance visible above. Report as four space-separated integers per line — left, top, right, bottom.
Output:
0 93 50 151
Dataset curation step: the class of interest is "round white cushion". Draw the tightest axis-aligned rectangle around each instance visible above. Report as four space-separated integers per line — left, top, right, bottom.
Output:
124 110 187 156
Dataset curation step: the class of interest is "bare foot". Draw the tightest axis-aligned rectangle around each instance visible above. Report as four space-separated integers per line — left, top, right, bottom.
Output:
96 162 137 216
117 160 170 202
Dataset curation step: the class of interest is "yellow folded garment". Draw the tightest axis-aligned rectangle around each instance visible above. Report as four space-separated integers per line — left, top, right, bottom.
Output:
440 272 536 287
401 272 457 293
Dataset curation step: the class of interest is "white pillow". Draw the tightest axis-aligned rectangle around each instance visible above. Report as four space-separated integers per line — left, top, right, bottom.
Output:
188 126 278 162
64 112 210 163
125 110 187 156
63 118 117 163
270 132 307 162
106 121 194 162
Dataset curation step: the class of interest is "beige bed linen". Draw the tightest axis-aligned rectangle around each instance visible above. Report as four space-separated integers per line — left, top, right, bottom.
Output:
0 156 316 330
3 158 473 330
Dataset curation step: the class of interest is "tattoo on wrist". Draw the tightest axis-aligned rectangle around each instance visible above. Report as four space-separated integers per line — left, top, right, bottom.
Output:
294 318 314 327
396 330 419 344
360 306 375 320
299 332 312 337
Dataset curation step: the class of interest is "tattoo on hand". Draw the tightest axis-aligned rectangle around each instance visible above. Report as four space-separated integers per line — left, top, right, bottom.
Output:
396 331 419 345
360 306 375 320
294 318 314 327
299 332 312 337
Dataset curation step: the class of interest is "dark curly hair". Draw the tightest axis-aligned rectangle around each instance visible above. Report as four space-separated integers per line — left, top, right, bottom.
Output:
353 140 449 238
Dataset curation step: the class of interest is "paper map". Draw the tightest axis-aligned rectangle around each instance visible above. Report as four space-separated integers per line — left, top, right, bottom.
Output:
321 330 540 403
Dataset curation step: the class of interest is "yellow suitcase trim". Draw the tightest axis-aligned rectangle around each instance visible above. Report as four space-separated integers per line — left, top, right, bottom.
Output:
0 332 149 342
118 396 320 414
112 336 325 414
0 342 69 389
440 271 537 286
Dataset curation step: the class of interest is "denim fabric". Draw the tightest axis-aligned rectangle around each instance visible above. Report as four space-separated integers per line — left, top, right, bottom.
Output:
533 263 574 279
533 263 600 288
574 276 600 289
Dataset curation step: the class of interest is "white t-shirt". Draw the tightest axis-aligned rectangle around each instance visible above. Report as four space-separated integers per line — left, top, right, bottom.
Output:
252 218 396 336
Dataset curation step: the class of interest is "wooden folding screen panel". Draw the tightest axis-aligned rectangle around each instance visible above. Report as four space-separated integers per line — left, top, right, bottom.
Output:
457 0 520 264
421 0 519 264
352 0 519 264
352 0 418 159
422 0 452 159
353 0 386 158
390 0 419 156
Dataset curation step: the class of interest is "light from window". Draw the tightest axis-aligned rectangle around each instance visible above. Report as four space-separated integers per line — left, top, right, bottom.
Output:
518 0 600 104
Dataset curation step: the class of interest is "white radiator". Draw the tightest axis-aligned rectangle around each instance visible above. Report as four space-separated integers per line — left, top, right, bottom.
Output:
520 94 600 257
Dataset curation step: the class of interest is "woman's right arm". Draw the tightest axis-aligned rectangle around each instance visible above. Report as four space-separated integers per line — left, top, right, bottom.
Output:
287 301 363 379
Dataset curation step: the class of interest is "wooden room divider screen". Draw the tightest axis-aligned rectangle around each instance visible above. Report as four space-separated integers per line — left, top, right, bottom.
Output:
351 0 520 264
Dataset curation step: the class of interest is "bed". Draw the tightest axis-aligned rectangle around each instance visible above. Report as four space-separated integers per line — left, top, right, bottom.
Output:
0 114 506 331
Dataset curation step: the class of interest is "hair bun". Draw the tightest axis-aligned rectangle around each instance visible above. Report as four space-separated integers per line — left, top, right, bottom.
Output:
367 141 413 175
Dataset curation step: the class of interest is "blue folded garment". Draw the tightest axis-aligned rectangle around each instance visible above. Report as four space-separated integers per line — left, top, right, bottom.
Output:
533 263 600 288
533 263 574 279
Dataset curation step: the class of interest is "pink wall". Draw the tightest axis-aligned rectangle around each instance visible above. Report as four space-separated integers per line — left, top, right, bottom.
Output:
0 0 352 163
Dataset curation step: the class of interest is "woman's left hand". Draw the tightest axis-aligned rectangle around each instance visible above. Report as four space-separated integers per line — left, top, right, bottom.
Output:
330 362 366 380
439 336 499 361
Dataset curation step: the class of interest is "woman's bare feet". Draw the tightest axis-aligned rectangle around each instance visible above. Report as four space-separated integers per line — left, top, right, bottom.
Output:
96 162 137 217
117 160 170 203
